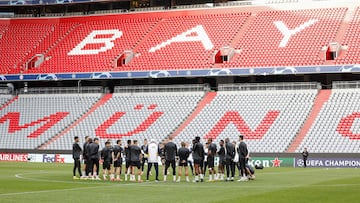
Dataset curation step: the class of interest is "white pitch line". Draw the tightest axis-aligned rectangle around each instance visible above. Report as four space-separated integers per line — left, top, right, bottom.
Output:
4 169 359 197
0 185 113 197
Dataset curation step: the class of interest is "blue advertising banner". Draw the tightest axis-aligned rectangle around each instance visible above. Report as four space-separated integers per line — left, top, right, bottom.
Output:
0 65 360 82
295 158 360 168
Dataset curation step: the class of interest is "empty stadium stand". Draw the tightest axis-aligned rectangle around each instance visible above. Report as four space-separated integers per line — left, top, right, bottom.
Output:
223 8 347 68
297 87 360 153
173 85 318 153
44 88 205 150
0 91 102 149
0 5 358 74
336 7 360 65
0 83 360 153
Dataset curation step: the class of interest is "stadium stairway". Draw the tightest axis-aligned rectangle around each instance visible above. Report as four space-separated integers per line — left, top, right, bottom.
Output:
0 96 18 111
286 89 332 152
170 91 217 139
38 93 112 149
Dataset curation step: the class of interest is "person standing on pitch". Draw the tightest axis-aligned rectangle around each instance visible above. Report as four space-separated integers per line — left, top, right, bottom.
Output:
124 140 132 181
302 148 309 168
177 142 190 182
238 135 249 182
217 140 225 181
112 140 124 181
164 137 177 182
87 138 101 180
207 138 217 182
129 140 143 182
224 138 235 181
141 139 148 173
186 142 194 176
81 136 90 179
101 141 114 180
193 136 205 182
146 139 160 182
72 136 82 179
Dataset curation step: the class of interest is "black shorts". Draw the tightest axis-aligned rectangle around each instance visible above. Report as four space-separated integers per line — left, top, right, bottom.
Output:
225 159 233 165
114 159 122 167
103 161 111 170
194 159 203 165
130 161 141 169
219 159 225 166
207 155 215 168
125 160 131 168
178 159 188 167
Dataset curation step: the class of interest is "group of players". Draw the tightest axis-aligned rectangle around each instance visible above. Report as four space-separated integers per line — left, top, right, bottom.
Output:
72 135 255 183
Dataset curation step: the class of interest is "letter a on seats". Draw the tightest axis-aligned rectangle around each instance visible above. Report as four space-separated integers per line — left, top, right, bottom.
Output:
274 19 318 48
149 25 214 52
68 29 123 55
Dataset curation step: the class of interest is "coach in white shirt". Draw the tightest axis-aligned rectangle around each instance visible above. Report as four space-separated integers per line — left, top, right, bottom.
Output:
146 139 160 182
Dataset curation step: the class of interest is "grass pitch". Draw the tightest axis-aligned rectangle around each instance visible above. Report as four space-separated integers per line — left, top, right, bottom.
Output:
0 162 359 203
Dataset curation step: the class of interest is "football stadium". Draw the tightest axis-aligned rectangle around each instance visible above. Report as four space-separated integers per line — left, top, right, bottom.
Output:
0 0 360 202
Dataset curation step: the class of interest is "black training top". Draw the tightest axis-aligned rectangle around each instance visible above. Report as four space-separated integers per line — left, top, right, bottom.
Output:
192 142 204 161
238 141 248 158
87 142 99 159
101 146 113 162
218 146 225 160
164 141 178 161
72 142 82 159
113 145 123 160
225 142 235 160
178 147 190 162
208 143 217 156
82 142 89 159
125 145 131 161
129 145 141 162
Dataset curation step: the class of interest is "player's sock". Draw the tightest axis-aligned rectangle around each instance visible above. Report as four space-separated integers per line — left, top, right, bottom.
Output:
163 175 167 182
103 174 107 180
125 174 128 181
173 176 176 182
117 175 120 179
221 174 224 180
186 176 190 182
214 174 218 180
81 171 85 177
177 176 181 182
209 175 213 181
195 175 199 182
138 175 141 182
200 174 204 179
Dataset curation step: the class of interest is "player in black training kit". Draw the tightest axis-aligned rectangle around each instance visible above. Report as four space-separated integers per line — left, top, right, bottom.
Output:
217 140 226 181
87 138 101 180
207 138 217 182
192 136 205 182
164 137 178 182
124 140 132 181
225 138 235 181
176 141 190 182
238 135 249 182
101 141 113 180
129 140 143 182
72 136 82 179
113 140 124 181
81 136 90 179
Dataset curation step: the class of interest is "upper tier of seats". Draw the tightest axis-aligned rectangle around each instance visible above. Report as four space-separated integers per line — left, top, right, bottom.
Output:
0 6 358 74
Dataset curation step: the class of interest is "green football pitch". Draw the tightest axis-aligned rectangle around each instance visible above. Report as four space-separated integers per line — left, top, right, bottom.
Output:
0 162 359 203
